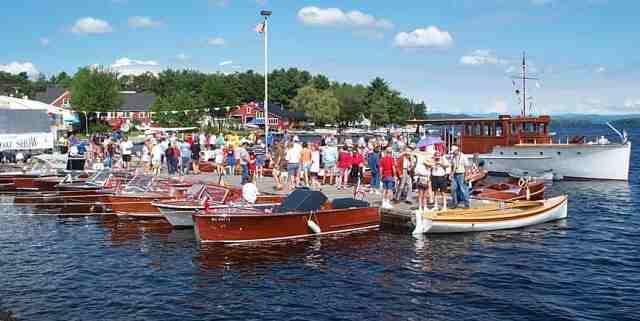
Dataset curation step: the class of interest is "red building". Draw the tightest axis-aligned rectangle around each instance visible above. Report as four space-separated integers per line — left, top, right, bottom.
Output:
229 101 305 129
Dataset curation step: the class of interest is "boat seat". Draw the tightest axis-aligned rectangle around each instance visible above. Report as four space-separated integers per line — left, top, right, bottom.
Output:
331 198 370 209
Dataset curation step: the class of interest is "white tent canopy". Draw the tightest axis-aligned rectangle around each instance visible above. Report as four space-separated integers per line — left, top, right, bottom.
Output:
0 95 55 151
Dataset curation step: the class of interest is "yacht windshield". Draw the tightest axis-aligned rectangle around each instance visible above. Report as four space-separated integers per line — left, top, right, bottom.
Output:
202 185 229 203
87 170 111 186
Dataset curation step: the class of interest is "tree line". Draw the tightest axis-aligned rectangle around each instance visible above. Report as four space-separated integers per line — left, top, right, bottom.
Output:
2 67 428 127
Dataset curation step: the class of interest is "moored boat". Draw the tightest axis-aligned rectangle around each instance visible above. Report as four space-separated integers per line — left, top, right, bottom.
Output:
472 177 545 201
105 175 192 219
193 189 379 243
412 195 568 234
154 183 284 227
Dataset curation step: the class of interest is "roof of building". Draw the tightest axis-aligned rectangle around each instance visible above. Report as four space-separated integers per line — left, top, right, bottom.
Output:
34 86 67 104
120 92 157 112
258 102 306 121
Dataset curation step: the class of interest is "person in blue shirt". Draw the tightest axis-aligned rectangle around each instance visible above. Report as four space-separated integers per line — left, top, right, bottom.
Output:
179 140 192 175
367 147 381 193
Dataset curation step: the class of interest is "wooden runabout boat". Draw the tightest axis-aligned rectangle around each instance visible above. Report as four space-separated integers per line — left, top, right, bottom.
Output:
153 183 284 227
34 172 88 192
105 175 192 219
412 195 568 234
13 173 87 204
472 177 545 201
30 170 133 213
193 189 380 243
0 168 57 192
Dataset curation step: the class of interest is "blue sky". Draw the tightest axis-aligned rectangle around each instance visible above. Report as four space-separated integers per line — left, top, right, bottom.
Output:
1 0 639 114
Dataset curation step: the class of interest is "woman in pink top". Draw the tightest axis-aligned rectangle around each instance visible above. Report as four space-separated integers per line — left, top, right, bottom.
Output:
337 145 352 189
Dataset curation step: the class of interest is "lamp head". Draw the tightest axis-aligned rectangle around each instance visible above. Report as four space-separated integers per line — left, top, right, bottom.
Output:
260 10 272 17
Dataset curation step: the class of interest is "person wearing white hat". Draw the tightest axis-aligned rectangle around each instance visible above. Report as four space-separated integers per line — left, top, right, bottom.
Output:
449 145 470 208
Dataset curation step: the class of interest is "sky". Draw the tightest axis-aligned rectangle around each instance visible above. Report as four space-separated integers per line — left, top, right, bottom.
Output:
1 0 639 115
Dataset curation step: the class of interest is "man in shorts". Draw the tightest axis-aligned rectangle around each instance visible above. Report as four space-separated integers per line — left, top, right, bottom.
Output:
321 142 338 186
379 147 396 209
119 136 134 169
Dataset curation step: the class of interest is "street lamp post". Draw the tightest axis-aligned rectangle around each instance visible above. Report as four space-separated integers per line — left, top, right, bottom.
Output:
261 10 271 154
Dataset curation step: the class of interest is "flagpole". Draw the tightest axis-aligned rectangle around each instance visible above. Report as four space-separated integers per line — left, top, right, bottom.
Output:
261 10 271 155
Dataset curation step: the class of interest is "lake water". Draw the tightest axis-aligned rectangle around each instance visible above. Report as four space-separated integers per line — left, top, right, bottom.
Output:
0 126 638 321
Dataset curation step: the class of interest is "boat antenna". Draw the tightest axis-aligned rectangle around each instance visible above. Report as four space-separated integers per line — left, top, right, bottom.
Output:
511 52 538 117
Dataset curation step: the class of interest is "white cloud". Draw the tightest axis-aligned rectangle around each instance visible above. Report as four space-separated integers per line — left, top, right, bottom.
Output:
297 7 393 30
460 50 508 65
219 60 233 66
596 66 606 73
39 38 50 47
0 62 39 77
128 16 160 28
110 57 160 75
623 99 640 110
393 26 453 49
207 37 226 46
176 53 190 61
71 17 114 35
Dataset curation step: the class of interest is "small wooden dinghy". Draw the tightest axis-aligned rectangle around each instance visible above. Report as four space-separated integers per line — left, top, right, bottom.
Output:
413 195 567 235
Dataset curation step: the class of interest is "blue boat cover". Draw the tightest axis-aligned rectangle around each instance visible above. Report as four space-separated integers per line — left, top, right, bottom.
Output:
277 189 328 213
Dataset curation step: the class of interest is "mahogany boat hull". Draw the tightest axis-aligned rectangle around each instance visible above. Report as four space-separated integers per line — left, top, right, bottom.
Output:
194 207 380 243
107 195 173 219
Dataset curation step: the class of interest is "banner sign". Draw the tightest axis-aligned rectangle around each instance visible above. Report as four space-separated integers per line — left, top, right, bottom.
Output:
0 133 54 151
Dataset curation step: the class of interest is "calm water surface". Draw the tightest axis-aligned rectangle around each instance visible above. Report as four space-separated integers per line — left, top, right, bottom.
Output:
0 127 638 321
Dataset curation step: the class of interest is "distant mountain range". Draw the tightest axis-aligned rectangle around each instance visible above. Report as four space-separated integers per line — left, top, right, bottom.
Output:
426 113 640 128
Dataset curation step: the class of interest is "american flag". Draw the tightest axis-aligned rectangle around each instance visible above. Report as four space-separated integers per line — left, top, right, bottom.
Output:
255 22 265 34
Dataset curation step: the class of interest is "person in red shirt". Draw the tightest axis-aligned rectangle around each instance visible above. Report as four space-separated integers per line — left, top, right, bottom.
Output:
350 147 365 184
379 146 396 209
248 152 257 178
337 145 352 190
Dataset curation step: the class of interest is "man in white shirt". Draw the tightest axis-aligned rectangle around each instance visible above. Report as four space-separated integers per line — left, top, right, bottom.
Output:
120 136 134 169
450 145 470 208
199 132 207 148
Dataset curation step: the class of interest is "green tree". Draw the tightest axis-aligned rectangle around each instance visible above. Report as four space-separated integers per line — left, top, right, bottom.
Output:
55 72 72 88
70 66 123 113
151 91 205 127
332 82 367 126
268 68 311 105
291 86 340 125
311 74 330 90
200 74 238 109
365 77 393 126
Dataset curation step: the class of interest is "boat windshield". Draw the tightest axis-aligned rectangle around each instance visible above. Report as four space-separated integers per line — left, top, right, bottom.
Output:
202 185 229 203
87 170 111 186
123 175 153 193
185 184 205 199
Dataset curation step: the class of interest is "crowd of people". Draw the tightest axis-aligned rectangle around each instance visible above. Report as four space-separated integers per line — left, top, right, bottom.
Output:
46 129 476 211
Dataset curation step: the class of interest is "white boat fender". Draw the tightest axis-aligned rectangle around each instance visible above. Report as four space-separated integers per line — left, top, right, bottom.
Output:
307 215 322 234
412 210 423 236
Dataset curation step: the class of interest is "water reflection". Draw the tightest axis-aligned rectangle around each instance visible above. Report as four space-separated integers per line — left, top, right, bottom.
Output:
194 230 382 272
